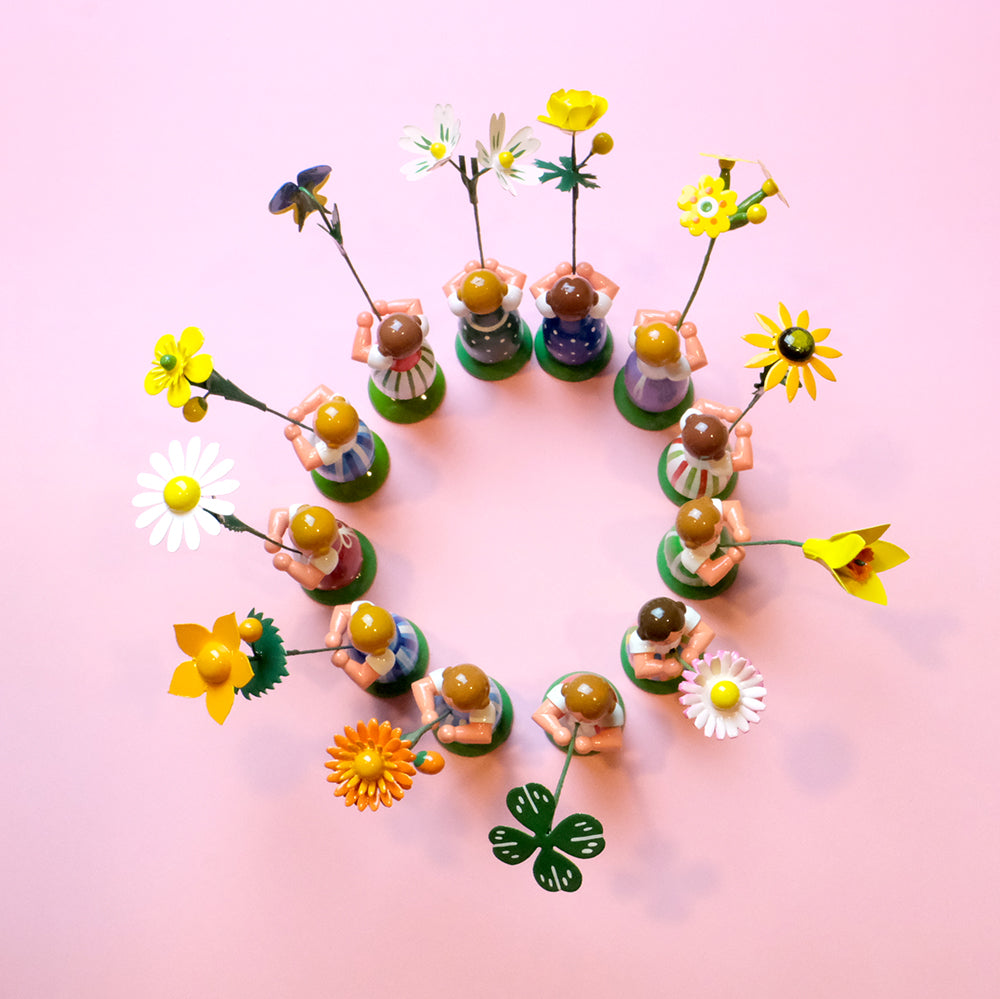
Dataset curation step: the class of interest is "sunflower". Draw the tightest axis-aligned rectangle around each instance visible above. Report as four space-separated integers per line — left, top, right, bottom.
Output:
802 524 909 605
744 303 841 401
325 719 417 812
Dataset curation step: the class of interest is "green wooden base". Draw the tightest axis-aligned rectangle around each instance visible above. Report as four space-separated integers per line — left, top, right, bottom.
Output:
612 370 694 431
455 322 533 381
437 681 514 756
533 328 614 382
311 433 390 503
368 623 429 699
656 535 739 601
368 367 446 424
302 530 377 606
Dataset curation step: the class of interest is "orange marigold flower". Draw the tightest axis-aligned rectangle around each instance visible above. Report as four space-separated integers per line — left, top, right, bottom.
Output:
325 719 417 812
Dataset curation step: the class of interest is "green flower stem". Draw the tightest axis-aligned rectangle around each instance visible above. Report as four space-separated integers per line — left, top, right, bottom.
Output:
730 539 804 548
452 156 487 268
283 646 344 657
552 722 580 812
306 194 382 318
728 382 767 436
209 512 301 555
570 132 579 272
678 236 716 326
402 710 451 747
193 372 310 432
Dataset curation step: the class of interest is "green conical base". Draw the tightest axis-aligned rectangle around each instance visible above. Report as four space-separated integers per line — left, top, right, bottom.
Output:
656 535 739 601
534 328 614 382
455 322 533 381
368 367 446 424
311 433 390 502
612 370 694 431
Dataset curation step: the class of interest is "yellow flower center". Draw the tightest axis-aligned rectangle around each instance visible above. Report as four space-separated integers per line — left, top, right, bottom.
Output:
430 141 447 160
163 475 201 512
710 680 741 710
352 748 386 781
195 640 232 684
498 150 515 170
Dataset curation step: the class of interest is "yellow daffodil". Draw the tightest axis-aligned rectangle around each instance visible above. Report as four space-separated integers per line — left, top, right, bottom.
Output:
325 719 417 812
169 612 254 723
144 327 214 407
744 303 841 401
537 89 608 133
678 175 739 237
802 525 909 605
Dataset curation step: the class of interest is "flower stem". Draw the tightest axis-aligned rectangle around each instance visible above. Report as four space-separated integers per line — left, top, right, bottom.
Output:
678 236 716 326
570 133 578 273
402 710 451 746
454 157 487 268
730 539 804 548
552 723 579 811
209 512 301 555
283 646 344 657
309 197 382 318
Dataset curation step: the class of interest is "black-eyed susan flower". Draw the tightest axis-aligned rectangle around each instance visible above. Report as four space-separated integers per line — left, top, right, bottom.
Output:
744 303 841 401
169 612 255 724
802 525 909 605
325 719 418 812
144 327 214 408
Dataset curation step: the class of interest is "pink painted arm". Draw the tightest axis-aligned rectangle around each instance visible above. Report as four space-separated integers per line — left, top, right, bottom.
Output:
587 726 623 752
289 434 321 472
325 604 351 649
575 262 619 298
682 325 707 372
722 500 751 543
693 398 744 424
411 676 439 724
440 721 492 745
352 313 374 362
532 700 572 747
264 508 289 554
697 551 742 585
686 620 715 661
529 261 573 299
731 430 753 472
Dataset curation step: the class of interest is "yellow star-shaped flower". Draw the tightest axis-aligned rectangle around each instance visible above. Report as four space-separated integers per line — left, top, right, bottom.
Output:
144 326 214 408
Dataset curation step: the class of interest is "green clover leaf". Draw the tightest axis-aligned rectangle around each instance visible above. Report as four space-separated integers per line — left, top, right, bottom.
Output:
535 157 600 193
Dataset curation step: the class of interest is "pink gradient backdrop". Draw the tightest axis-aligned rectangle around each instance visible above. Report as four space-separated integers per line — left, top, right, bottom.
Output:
4 1 997 996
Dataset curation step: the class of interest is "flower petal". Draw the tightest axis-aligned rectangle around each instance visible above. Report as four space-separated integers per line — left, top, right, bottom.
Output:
802 363 817 400
212 612 241 650
778 303 793 328
763 359 788 391
746 349 779 369
796 309 810 328
870 540 910 572
184 354 213 384
802 534 866 569
174 622 211 657
165 378 191 408
755 312 782 336
178 326 204 355
810 356 838 381
182 515 201 551
148 511 172 547
744 332 774 349
166 516 185 553
169 660 208 697
135 503 167 528
205 683 236 724
144 368 169 395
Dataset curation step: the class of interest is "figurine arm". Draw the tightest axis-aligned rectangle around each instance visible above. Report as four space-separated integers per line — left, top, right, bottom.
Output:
529 262 572 300
697 550 743 585
352 313 374 362
439 721 492 745
492 261 526 289
275 556 324 589
293 385 334 417
633 308 672 328
693 398 744 424
631 651 671 681
681 325 707 372
585 726 623 752
442 261 481 297
684 620 715 662
722 500 751 543
532 700 572 747
411 676 440 725
576 262 619 299
264 508 289 554
325 604 351 649
731 428 753 471
382 298 422 317
288 434 322 471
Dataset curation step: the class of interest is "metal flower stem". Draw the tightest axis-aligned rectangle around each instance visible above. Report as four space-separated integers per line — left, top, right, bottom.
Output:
570 133 579 273
552 723 580 810
208 512 301 555
306 193 382 318
727 368 770 437
735 539 804 548
452 156 487 268
678 236 717 326
401 710 451 747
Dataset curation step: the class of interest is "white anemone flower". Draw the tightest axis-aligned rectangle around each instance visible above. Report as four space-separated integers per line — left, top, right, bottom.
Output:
678 650 766 739
476 113 541 195
399 104 461 180
132 438 239 553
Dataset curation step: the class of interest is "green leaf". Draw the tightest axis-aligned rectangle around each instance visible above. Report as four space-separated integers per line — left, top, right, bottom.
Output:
488 825 538 866
197 371 267 411
549 813 605 859
505 783 556 835
239 609 289 699
532 846 583 893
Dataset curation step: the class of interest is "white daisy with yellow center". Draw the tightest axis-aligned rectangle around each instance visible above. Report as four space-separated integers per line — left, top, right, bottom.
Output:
132 438 238 552
399 104 461 180
678 650 766 739
476 112 542 196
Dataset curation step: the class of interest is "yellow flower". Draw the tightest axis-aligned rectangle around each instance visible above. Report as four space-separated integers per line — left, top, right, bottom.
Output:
678 175 739 237
144 327 214 408
537 89 608 133
744 303 842 401
169 612 255 724
325 719 417 812
802 525 909 605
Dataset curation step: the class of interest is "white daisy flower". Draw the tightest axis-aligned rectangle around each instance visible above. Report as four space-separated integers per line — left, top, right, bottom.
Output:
132 438 239 553
399 104 461 180
678 650 766 739
476 112 541 195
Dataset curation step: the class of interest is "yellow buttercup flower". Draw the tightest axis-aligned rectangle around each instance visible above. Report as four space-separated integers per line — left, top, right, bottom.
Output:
678 175 739 237
169 612 255 723
744 303 841 401
325 719 417 812
537 89 608 133
802 525 909 605
144 327 214 408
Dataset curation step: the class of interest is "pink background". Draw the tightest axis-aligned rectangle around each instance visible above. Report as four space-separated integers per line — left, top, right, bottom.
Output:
4 1 997 995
